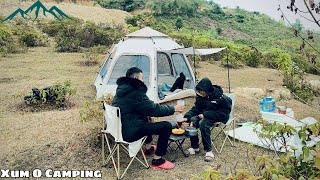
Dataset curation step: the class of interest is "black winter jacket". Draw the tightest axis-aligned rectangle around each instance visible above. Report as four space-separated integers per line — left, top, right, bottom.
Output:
112 77 175 140
184 78 232 124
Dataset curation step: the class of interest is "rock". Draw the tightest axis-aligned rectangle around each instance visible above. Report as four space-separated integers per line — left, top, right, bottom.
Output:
233 87 292 100
309 80 320 91
266 88 292 100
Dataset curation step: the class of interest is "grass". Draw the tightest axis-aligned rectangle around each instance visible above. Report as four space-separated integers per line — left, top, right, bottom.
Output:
0 1 319 178
0 42 319 179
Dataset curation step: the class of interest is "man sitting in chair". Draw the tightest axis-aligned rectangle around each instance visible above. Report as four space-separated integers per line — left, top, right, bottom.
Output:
183 78 232 162
112 67 184 170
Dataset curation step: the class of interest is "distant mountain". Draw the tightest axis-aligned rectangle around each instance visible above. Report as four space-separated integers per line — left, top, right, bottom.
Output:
2 0 69 22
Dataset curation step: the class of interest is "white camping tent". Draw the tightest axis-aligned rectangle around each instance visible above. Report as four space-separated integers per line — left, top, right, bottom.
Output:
95 27 225 103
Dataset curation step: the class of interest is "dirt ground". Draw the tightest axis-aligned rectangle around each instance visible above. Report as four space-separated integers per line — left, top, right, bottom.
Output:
0 43 319 179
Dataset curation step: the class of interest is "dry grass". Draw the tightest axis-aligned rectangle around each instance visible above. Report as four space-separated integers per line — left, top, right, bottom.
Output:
0 43 319 179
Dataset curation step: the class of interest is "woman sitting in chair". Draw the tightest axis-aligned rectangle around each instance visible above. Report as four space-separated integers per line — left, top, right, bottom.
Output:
183 78 232 162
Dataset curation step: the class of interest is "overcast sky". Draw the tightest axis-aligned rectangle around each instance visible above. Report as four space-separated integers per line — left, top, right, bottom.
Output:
214 0 320 31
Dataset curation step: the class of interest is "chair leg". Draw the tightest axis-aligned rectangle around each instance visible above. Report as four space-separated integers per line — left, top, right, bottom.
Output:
119 138 149 179
212 125 235 153
105 134 119 177
140 148 149 168
233 117 236 145
102 132 105 166
117 145 120 179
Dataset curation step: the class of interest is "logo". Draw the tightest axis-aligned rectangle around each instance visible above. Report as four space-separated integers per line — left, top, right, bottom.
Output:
3 0 69 22
1 169 102 178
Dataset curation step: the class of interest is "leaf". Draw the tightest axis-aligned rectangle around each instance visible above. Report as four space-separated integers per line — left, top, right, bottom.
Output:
315 157 320 170
302 146 310 160
310 125 319 137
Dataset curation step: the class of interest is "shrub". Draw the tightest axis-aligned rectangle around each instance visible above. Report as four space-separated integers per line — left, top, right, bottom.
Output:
216 27 222 35
41 20 64 37
211 4 225 15
95 0 146 12
55 25 81 52
283 66 316 103
175 17 183 30
264 48 293 76
23 80 76 109
0 24 27 55
53 19 123 52
81 46 104 66
79 94 113 122
195 121 320 179
20 29 48 47
241 46 262 67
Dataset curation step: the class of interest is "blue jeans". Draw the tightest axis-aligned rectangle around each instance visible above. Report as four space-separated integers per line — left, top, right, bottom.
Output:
190 118 215 152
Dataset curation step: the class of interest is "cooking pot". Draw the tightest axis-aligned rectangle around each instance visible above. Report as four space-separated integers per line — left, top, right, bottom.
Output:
185 127 198 136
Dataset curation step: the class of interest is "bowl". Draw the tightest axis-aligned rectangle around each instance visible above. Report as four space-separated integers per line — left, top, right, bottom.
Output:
185 127 198 136
172 128 185 135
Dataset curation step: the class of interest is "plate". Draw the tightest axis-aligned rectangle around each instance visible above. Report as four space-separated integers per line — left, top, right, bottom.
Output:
172 128 185 135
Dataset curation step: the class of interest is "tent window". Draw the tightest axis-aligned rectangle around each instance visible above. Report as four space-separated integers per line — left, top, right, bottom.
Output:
100 54 111 79
108 55 150 85
171 53 192 79
157 52 173 75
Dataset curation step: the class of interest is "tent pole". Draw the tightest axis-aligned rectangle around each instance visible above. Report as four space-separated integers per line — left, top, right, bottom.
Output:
227 48 231 93
193 47 197 83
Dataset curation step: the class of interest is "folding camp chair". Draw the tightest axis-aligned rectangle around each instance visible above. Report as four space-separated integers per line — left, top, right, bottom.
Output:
211 93 236 153
101 102 149 180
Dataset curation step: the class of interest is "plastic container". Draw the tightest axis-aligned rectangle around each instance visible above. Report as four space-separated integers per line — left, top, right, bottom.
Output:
259 99 264 111
259 96 276 112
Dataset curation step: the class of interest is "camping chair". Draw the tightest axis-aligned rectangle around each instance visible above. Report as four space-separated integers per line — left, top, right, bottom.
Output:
210 93 236 153
101 102 149 180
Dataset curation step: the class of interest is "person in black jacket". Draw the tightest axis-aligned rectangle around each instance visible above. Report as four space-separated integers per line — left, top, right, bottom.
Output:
170 72 186 92
112 67 184 169
183 78 232 162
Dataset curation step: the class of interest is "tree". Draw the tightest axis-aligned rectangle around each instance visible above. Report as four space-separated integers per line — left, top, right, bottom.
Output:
175 17 183 30
282 0 320 65
211 4 224 15
292 19 303 32
286 0 320 28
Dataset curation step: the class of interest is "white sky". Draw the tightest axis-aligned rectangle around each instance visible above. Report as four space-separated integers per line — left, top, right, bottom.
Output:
214 0 320 31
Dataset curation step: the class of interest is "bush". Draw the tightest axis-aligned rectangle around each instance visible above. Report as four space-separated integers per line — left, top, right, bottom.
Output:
211 4 225 15
95 0 146 12
41 20 64 37
53 19 123 52
55 25 81 52
216 27 222 35
81 46 105 66
0 24 27 55
20 29 48 47
195 121 320 179
264 48 293 76
79 94 113 122
23 80 76 109
241 46 262 67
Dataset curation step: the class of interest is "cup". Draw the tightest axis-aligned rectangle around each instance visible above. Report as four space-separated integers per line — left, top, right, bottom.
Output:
278 106 287 115
176 114 183 128
177 99 185 106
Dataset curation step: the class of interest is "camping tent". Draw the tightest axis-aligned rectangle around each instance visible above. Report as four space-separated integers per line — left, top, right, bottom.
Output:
94 27 225 103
